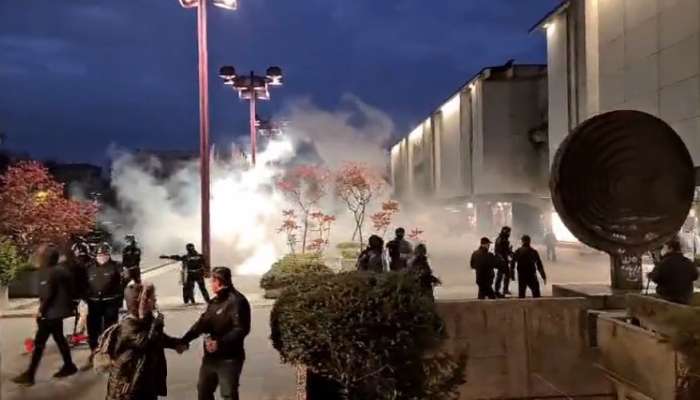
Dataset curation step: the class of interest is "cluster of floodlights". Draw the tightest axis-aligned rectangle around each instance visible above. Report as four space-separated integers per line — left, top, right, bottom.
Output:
179 0 237 10
218 66 283 100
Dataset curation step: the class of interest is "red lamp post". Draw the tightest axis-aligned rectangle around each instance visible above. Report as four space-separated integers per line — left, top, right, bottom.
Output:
178 0 237 271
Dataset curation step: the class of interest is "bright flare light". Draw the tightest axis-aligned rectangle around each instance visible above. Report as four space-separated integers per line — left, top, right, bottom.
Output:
552 212 578 243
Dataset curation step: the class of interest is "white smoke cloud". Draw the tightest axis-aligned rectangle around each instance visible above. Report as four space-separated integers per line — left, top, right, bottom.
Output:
107 96 396 275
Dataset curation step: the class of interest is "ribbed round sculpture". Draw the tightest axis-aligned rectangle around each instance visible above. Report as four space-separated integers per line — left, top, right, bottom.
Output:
550 110 695 255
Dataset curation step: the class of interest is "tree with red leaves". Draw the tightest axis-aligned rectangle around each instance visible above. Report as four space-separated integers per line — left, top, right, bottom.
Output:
0 161 98 258
307 211 336 254
278 209 300 254
335 162 386 248
370 200 400 239
277 165 330 254
408 228 425 243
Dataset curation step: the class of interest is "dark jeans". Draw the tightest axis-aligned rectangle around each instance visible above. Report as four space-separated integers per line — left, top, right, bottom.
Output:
518 275 541 298
184 273 210 304
198 357 245 400
87 299 120 350
494 268 511 295
28 318 74 377
546 246 557 262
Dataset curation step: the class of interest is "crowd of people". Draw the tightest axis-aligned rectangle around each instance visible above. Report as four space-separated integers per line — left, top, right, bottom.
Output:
356 225 550 300
11 238 251 400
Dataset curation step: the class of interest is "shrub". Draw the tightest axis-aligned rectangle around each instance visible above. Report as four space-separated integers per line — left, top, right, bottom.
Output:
0 238 27 286
270 271 466 399
336 242 361 250
340 248 360 260
260 254 333 291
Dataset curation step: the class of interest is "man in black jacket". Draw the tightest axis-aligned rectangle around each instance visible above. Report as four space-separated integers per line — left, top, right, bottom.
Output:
494 226 514 297
181 267 251 400
160 243 210 305
386 228 413 271
512 235 547 298
648 238 699 304
83 244 123 369
470 237 499 299
12 244 78 386
121 234 142 285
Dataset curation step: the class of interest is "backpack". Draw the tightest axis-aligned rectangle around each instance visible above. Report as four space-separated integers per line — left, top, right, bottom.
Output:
93 321 122 374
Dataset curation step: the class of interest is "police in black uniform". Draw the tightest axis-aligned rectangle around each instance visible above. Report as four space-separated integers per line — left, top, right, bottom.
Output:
161 243 210 305
470 237 500 300
122 234 142 285
181 267 251 400
84 244 123 369
494 226 514 297
512 235 547 298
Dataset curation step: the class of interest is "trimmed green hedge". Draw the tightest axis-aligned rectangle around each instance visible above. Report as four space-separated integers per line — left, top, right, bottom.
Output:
336 242 361 250
270 271 466 399
260 253 333 291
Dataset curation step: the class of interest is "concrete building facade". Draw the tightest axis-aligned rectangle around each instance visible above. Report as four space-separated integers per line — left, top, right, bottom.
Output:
534 0 700 245
537 0 700 168
390 62 549 235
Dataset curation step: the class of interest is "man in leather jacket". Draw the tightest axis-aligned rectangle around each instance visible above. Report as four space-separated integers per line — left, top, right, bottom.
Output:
181 267 251 400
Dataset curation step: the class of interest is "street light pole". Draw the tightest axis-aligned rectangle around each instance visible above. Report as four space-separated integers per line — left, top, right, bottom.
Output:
249 73 257 166
218 66 284 166
196 0 212 271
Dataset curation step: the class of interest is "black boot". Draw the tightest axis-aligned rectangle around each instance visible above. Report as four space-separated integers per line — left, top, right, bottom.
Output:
11 371 35 386
54 363 78 378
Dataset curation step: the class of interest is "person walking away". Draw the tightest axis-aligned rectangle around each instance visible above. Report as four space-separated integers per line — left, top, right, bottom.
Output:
494 226 514 297
356 235 386 273
84 244 124 370
544 230 558 262
12 244 78 386
470 237 499 300
407 243 441 299
386 227 413 271
160 243 210 305
181 267 251 400
103 282 185 400
121 235 142 286
648 238 699 304
65 243 90 346
512 235 547 298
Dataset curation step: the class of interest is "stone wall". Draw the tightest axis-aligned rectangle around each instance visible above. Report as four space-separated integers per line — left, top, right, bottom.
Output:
437 298 614 399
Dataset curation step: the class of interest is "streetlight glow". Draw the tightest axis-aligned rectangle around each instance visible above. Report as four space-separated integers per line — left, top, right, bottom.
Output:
179 0 238 9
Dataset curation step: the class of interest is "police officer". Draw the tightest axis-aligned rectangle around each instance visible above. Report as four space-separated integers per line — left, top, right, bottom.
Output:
122 234 142 285
83 244 123 369
512 235 547 298
386 227 413 271
648 238 699 304
181 267 251 400
470 237 499 300
161 243 210 305
494 226 514 297
12 244 77 386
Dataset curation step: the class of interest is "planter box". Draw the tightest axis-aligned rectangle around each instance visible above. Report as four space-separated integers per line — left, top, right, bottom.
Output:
626 293 700 337
8 269 40 298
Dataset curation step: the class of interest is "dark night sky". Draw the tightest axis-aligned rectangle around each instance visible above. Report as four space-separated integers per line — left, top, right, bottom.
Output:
0 0 558 163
